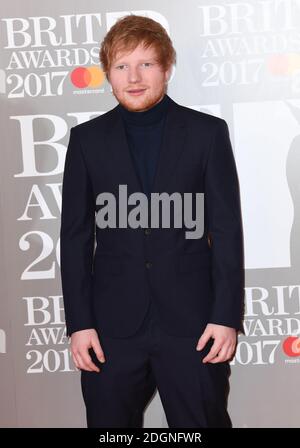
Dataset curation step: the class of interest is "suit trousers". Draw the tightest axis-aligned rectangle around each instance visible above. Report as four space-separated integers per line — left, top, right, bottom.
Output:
80 300 232 428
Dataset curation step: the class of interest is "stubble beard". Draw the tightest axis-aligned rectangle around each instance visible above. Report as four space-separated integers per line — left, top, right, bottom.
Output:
113 84 167 112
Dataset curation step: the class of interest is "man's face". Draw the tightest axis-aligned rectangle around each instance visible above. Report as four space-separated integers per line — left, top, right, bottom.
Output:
107 42 172 112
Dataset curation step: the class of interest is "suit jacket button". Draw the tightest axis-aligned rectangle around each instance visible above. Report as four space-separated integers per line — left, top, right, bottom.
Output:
145 261 152 269
144 228 151 235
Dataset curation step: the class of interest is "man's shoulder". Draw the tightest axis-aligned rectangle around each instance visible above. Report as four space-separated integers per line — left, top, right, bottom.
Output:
172 98 226 130
71 105 118 135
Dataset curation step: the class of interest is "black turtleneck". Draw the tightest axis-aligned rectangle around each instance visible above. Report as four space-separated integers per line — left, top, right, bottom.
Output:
118 93 171 199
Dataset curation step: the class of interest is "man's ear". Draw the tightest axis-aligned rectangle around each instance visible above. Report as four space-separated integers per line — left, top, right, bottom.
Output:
165 65 173 83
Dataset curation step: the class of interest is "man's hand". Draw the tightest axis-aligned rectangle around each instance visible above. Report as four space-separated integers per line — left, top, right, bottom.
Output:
196 323 237 363
70 328 105 372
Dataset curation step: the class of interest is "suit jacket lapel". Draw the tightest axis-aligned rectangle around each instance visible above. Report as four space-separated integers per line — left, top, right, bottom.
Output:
151 96 187 194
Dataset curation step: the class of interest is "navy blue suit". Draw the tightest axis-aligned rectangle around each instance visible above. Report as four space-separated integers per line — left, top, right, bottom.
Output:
60 94 244 427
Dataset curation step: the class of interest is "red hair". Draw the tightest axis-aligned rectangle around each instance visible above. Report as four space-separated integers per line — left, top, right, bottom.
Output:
99 14 176 76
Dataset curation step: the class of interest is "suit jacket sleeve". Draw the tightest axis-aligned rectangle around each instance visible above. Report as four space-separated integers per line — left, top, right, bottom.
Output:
205 119 245 333
60 126 96 337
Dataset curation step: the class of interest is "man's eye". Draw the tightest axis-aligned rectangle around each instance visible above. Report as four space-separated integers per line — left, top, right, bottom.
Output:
141 62 152 67
116 65 126 70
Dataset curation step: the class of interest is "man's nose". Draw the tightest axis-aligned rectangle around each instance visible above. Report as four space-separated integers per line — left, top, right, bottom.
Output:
127 66 142 83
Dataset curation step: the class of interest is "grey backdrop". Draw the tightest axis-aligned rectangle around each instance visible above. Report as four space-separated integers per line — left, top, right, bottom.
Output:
1 0 300 428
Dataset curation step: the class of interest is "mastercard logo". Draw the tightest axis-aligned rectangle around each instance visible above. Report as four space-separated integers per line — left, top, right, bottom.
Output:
70 66 105 88
267 53 300 76
282 336 300 357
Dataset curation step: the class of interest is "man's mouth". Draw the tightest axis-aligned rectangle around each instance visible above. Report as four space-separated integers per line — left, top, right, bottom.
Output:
127 88 146 96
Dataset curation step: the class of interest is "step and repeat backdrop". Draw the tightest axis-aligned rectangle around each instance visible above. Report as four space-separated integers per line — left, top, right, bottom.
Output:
0 0 299 428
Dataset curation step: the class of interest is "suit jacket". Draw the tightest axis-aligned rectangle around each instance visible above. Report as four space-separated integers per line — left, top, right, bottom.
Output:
60 95 245 338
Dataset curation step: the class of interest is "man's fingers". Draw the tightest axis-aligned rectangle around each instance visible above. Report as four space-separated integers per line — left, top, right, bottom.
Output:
81 350 100 372
202 342 223 363
73 349 100 372
203 341 235 363
207 345 229 363
71 353 80 370
92 340 106 364
226 342 236 361
196 332 211 351
70 330 104 372
74 352 92 371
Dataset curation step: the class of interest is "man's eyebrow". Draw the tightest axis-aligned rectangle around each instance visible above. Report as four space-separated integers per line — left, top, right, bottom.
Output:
113 58 158 64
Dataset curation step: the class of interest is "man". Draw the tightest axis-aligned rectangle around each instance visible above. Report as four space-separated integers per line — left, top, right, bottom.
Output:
60 14 245 428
